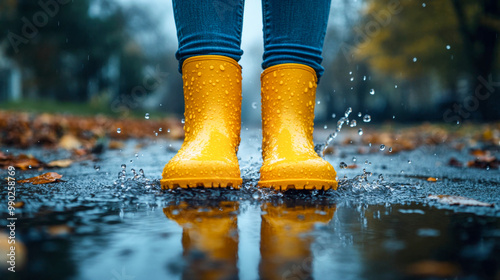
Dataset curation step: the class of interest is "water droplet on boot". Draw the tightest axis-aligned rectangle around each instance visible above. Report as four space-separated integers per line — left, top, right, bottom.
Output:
369 89 375 95
363 114 371 122
380 144 386 151
358 128 363 135
117 128 121 134
145 113 150 119
350 120 357 127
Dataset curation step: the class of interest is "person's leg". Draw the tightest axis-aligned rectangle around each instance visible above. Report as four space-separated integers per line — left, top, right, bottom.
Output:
258 0 337 190
173 0 245 72
162 1 245 189
261 0 331 79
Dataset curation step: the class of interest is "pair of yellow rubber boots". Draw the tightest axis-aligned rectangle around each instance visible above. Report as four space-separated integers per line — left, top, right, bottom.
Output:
161 55 337 191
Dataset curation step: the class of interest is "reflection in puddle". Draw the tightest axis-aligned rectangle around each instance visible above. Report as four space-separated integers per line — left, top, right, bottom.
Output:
164 201 239 280
164 200 336 280
260 202 336 279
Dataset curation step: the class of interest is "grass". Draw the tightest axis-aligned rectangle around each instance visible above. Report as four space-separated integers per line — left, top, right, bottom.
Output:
0 99 172 119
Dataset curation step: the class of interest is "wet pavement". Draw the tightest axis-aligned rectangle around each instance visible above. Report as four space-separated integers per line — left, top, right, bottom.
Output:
1 127 499 280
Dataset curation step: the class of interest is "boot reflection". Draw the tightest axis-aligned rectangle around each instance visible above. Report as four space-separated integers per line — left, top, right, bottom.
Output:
260 202 336 280
163 201 239 280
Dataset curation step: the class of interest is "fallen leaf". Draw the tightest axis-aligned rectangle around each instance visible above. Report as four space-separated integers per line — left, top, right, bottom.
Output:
47 225 73 237
448 158 462 167
469 149 489 157
59 134 82 150
17 172 63 185
467 156 500 169
427 177 438 182
347 164 358 169
72 148 89 157
0 154 45 170
47 159 73 168
14 201 25 208
108 140 124 149
428 195 494 207
406 260 460 277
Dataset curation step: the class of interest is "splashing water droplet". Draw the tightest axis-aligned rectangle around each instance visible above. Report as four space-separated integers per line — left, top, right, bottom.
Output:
317 100 321 105
363 75 367 81
344 107 352 117
380 144 386 151
167 129 171 133
159 128 162 132
358 128 363 135
352 156 357 162
145 113 150 119
181 119 185 124
413 57 417 62
349 71 352 75
350 120 357 127
369 89 375 95
446 45 451 50
94 165 100 171
408 160 412 164
121 164 126 169
117 128 121 134
350 77 354 82
363 114 371 122
389 147 393 153
252 102 258 109
392 115 396 119
395 85 398 89
323 125 328 129
358 112 362 117
422 3 426 7
331 113 336 118
340 162 348 169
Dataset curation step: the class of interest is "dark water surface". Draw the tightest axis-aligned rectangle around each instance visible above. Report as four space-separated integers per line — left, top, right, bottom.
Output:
1 129 499 280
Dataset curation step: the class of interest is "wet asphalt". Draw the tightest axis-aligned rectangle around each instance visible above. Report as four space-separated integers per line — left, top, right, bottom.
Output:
1 127 499 280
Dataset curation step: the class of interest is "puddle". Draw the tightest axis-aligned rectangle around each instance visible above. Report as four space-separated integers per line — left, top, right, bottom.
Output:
1 129 499 279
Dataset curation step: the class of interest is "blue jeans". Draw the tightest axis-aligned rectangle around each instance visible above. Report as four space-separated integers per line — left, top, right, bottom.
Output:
173 0 331 79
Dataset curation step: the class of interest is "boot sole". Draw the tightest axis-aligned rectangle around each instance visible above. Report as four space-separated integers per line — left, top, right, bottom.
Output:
161 178 242 190
258 179 338 191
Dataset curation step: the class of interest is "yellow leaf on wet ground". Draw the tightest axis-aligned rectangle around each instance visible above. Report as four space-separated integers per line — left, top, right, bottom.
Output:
47 159 73 168
17 172 63 185
427 177 438 182
428 195 494 207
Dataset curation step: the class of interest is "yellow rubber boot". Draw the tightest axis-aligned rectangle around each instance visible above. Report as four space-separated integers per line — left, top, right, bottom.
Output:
258 64 338 191
161 55 242 189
